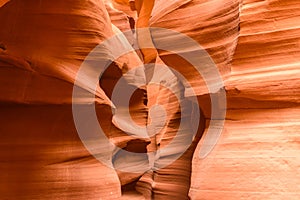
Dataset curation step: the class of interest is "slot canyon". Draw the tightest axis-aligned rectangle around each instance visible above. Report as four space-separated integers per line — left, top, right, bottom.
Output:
0 0 299 199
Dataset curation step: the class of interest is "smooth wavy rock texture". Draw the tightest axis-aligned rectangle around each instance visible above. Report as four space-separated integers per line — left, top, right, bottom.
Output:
0 0 299 199
0 0 144 199
191 0 300 199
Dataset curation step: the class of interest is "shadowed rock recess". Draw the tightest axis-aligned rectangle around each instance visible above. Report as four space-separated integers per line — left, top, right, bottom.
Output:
0 0 299 199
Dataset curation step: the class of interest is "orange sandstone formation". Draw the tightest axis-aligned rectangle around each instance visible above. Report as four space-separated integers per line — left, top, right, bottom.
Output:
0 0 299 199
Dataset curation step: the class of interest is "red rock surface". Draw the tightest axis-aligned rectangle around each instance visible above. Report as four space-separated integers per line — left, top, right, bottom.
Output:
191 0 300 199
0 0 299 199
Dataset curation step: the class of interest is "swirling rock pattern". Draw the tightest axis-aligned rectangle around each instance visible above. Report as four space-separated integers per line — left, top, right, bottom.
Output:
0 0 299 199
191 0 300 199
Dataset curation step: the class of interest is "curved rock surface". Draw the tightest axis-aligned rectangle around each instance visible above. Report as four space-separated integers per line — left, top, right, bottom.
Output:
191 0 300 199
0 0 144 199
0 0 299 199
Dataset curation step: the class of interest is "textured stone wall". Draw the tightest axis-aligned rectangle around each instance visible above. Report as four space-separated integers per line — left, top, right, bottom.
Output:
0 0 299 199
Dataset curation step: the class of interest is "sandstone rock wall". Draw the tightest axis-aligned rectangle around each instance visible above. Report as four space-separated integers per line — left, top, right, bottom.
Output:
191 0 300 199
0 0 299 199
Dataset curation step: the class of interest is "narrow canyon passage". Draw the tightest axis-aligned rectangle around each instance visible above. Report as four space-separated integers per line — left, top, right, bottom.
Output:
100 7 208 200
1 0 299 199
